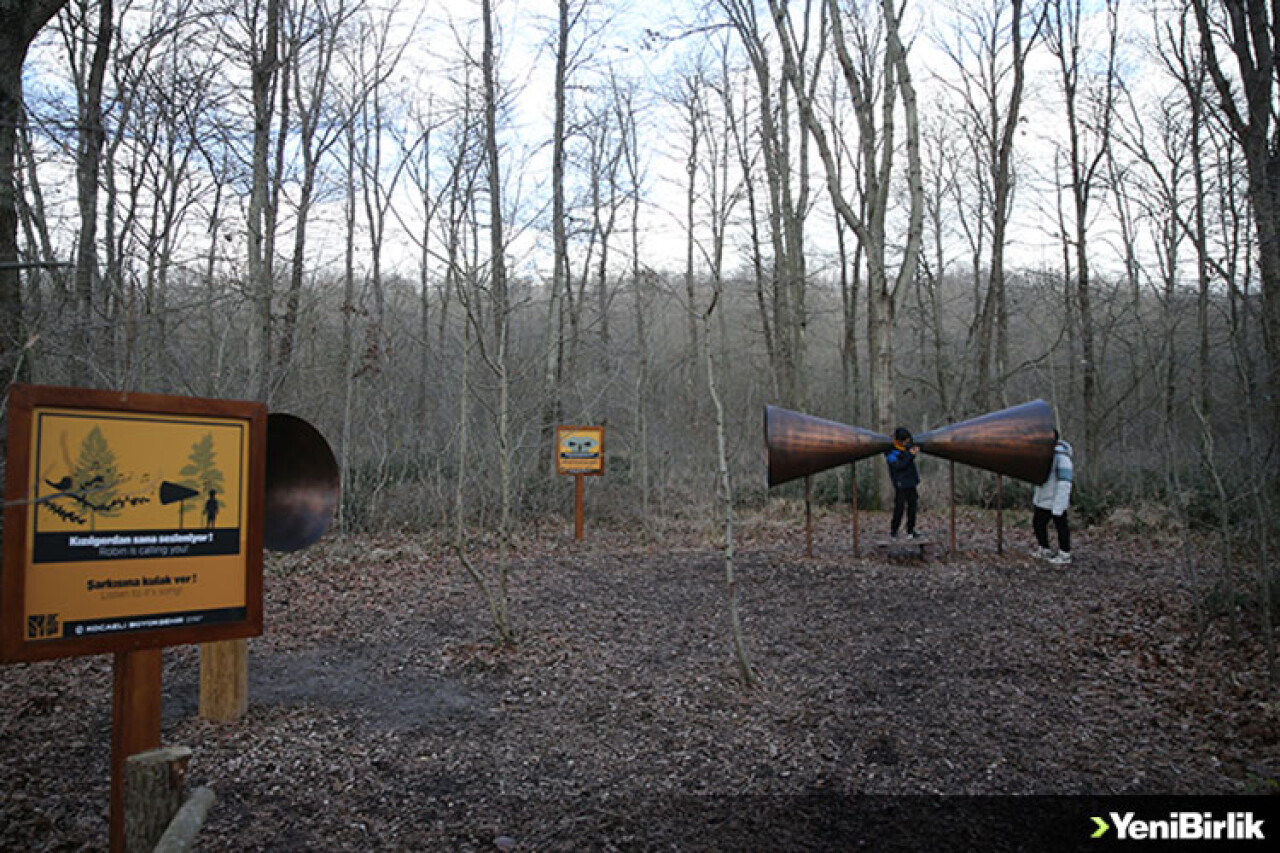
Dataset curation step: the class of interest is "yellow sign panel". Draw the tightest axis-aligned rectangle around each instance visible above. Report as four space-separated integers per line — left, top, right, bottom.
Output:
2 385 264 661
556 426 605 475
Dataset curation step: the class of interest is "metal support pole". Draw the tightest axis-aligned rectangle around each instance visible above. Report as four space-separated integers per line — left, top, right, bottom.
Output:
851 463 860 555
805 475 813 558
949 460 957 555
997 474 1004 554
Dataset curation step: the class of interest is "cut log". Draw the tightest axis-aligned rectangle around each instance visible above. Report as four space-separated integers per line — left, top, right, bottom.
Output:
123 746 191 853
153 787 216 853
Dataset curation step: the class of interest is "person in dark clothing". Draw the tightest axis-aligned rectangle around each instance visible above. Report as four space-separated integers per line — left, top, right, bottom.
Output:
885 427 920 539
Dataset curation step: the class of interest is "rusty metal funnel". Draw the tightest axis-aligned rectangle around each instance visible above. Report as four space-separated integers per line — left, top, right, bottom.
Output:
914 400 1056 484
765 405 893 487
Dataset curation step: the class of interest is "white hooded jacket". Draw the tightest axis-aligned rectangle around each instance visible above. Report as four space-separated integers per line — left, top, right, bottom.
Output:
1032 440 1073 516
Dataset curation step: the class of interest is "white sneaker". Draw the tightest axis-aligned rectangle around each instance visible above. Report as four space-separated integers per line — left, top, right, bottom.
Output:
1049 551 1072 565
1032 546 1053 559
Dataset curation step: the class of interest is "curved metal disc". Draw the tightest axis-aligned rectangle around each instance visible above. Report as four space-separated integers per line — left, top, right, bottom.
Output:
264 413 340 552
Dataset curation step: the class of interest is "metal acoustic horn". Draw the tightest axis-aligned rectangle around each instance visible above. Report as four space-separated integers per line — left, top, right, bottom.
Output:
913 399 1056 484
765 405 893 488
263 413 340 552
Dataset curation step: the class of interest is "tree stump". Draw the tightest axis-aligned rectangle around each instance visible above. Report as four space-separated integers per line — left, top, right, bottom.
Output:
123 746 191 853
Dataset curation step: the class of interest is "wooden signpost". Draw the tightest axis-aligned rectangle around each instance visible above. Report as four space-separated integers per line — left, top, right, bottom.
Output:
555 425 604 541
2 384 267 852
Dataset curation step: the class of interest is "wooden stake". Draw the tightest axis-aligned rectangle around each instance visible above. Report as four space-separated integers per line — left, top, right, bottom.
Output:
804 475 813 558
997 474 1004 554
111 649 163 853
851 463 860 555
574 474 585 541
949 460 957 555
199 639 248 722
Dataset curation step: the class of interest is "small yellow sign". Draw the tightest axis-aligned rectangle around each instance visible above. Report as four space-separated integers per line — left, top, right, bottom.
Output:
556 426 605 476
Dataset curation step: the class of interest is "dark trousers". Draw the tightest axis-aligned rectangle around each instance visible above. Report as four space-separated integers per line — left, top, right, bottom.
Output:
1033 506 1071 552
891 486 918 535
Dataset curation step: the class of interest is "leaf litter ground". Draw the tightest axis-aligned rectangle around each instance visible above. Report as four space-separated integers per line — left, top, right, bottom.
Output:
2 509 1277 851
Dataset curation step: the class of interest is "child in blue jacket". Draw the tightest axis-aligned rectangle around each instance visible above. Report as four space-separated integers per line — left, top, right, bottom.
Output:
886 427 920 539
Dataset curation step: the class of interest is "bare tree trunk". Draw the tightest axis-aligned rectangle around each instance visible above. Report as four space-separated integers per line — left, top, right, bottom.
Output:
681 78 701 409
769 0 924 503
543 0 572 457
704 288 754 687
0 1 67 408
1047 0 1118 474
71 0 112 387
1191 0 1280 441
248 0 280 401
615 78 651 524
481 0 513 644
453 310 512 644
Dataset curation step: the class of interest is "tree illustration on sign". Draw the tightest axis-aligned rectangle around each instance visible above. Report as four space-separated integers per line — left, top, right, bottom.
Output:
179 433 225 529
68 426 122 530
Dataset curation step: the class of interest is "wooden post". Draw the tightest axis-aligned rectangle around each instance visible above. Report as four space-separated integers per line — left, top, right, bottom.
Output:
804 475 813 558
996 474 1004 554
574 473 585 541
111 649 163 853
124 746 191 853
850 463 860 555
199 639 248 722
949 460 957 555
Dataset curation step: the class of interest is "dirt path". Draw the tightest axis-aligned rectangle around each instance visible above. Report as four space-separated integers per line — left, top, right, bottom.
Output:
2 513 1276 850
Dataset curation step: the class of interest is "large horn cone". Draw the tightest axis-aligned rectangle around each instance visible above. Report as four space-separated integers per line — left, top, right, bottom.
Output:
264 413 340 552
765 405 893 487
914 399 1056 484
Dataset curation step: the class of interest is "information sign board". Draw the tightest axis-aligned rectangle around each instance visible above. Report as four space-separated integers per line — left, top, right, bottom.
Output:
2 384 266 662
555 426 605 476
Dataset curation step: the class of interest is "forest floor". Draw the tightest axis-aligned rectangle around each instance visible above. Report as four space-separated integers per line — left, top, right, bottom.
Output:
2 507 1278 851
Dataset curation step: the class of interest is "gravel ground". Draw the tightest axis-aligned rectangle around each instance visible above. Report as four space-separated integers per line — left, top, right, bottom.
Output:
2 509 1277 851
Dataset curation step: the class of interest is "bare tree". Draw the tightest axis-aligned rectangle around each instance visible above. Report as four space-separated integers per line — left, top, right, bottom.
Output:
456 0 516 643
542 0 578 446
0 0 68 413
613 71 654 522
1045 0 1119 471
769 0 924 495
67 0 113 386
720 0 812 410
275 0 361 393
247 0 282 401
937 0 1043 414
1190 0 1280 439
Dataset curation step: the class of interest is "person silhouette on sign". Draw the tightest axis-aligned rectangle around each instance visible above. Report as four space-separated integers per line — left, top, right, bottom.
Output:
203 489 219 529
